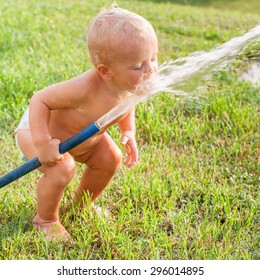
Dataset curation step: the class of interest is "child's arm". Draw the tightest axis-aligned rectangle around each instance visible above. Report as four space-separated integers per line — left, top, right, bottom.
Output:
29 90 63 167
118 108 138 168
29 77 88 166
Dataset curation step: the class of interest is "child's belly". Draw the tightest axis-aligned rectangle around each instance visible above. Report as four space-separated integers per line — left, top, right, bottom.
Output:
48 116 105 159
68 131 104 159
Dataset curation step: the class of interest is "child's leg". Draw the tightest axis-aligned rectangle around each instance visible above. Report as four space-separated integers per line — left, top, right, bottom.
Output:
16 130 75 240
73 133 122 204
35 152 75 221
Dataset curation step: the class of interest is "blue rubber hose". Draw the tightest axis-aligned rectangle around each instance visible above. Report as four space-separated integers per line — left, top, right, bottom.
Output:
0 121 100 189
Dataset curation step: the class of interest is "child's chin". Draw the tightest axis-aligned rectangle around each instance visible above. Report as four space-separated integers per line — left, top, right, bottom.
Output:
133 82 151 96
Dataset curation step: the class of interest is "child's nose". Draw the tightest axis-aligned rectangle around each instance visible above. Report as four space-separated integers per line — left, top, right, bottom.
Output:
144 63 155 78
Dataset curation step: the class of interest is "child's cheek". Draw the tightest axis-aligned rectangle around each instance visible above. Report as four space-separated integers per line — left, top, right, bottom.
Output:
132 72 143 84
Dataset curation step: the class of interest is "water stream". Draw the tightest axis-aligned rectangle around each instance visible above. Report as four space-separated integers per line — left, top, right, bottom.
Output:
96 25 260 129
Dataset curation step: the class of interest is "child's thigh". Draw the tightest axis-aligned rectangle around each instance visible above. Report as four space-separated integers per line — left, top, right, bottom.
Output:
16 129 38 160
16 129 75 176
77 133 122 169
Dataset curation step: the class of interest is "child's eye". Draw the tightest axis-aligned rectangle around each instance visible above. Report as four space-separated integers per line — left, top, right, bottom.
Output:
133 64 142 70
151 55 157 62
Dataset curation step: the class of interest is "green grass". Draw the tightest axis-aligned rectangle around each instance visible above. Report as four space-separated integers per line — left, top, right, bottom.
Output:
0 0 259 260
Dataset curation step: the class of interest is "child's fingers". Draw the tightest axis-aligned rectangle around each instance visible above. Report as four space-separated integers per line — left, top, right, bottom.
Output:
41 153 64 167
124 143 138 168
121 135 129 145
57 154 64 161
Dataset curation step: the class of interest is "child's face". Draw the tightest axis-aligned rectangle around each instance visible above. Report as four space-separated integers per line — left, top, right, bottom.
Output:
108 33 158 92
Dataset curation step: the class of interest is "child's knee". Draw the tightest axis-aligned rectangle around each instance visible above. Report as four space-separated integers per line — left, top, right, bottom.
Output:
98 146 122 174
111 146 123 172
60 156 76 183
45 155 76 185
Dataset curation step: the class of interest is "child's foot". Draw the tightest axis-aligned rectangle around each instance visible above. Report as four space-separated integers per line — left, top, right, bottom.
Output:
91 203 111 218
33 215 71 241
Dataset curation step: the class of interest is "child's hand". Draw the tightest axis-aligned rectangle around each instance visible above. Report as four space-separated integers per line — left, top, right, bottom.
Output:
36 139 64 167
121 131 138 168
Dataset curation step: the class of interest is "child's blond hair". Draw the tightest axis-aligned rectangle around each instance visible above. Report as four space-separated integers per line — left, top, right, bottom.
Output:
87 4 155 65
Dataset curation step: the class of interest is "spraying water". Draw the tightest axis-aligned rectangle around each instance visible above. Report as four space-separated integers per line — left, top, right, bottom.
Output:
96 25 260 128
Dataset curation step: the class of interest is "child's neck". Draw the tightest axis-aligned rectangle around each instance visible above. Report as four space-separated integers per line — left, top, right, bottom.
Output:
108 88 132 100
98 75 132 101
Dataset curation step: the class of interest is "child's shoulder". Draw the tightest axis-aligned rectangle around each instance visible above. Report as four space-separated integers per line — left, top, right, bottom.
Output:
70 70 100 90
68 70 93 85
58 70 98 95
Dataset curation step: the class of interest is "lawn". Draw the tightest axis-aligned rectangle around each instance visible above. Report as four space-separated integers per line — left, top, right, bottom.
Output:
0 0 259 259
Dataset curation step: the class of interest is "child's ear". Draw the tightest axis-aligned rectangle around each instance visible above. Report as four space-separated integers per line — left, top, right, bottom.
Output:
96 64 112 80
